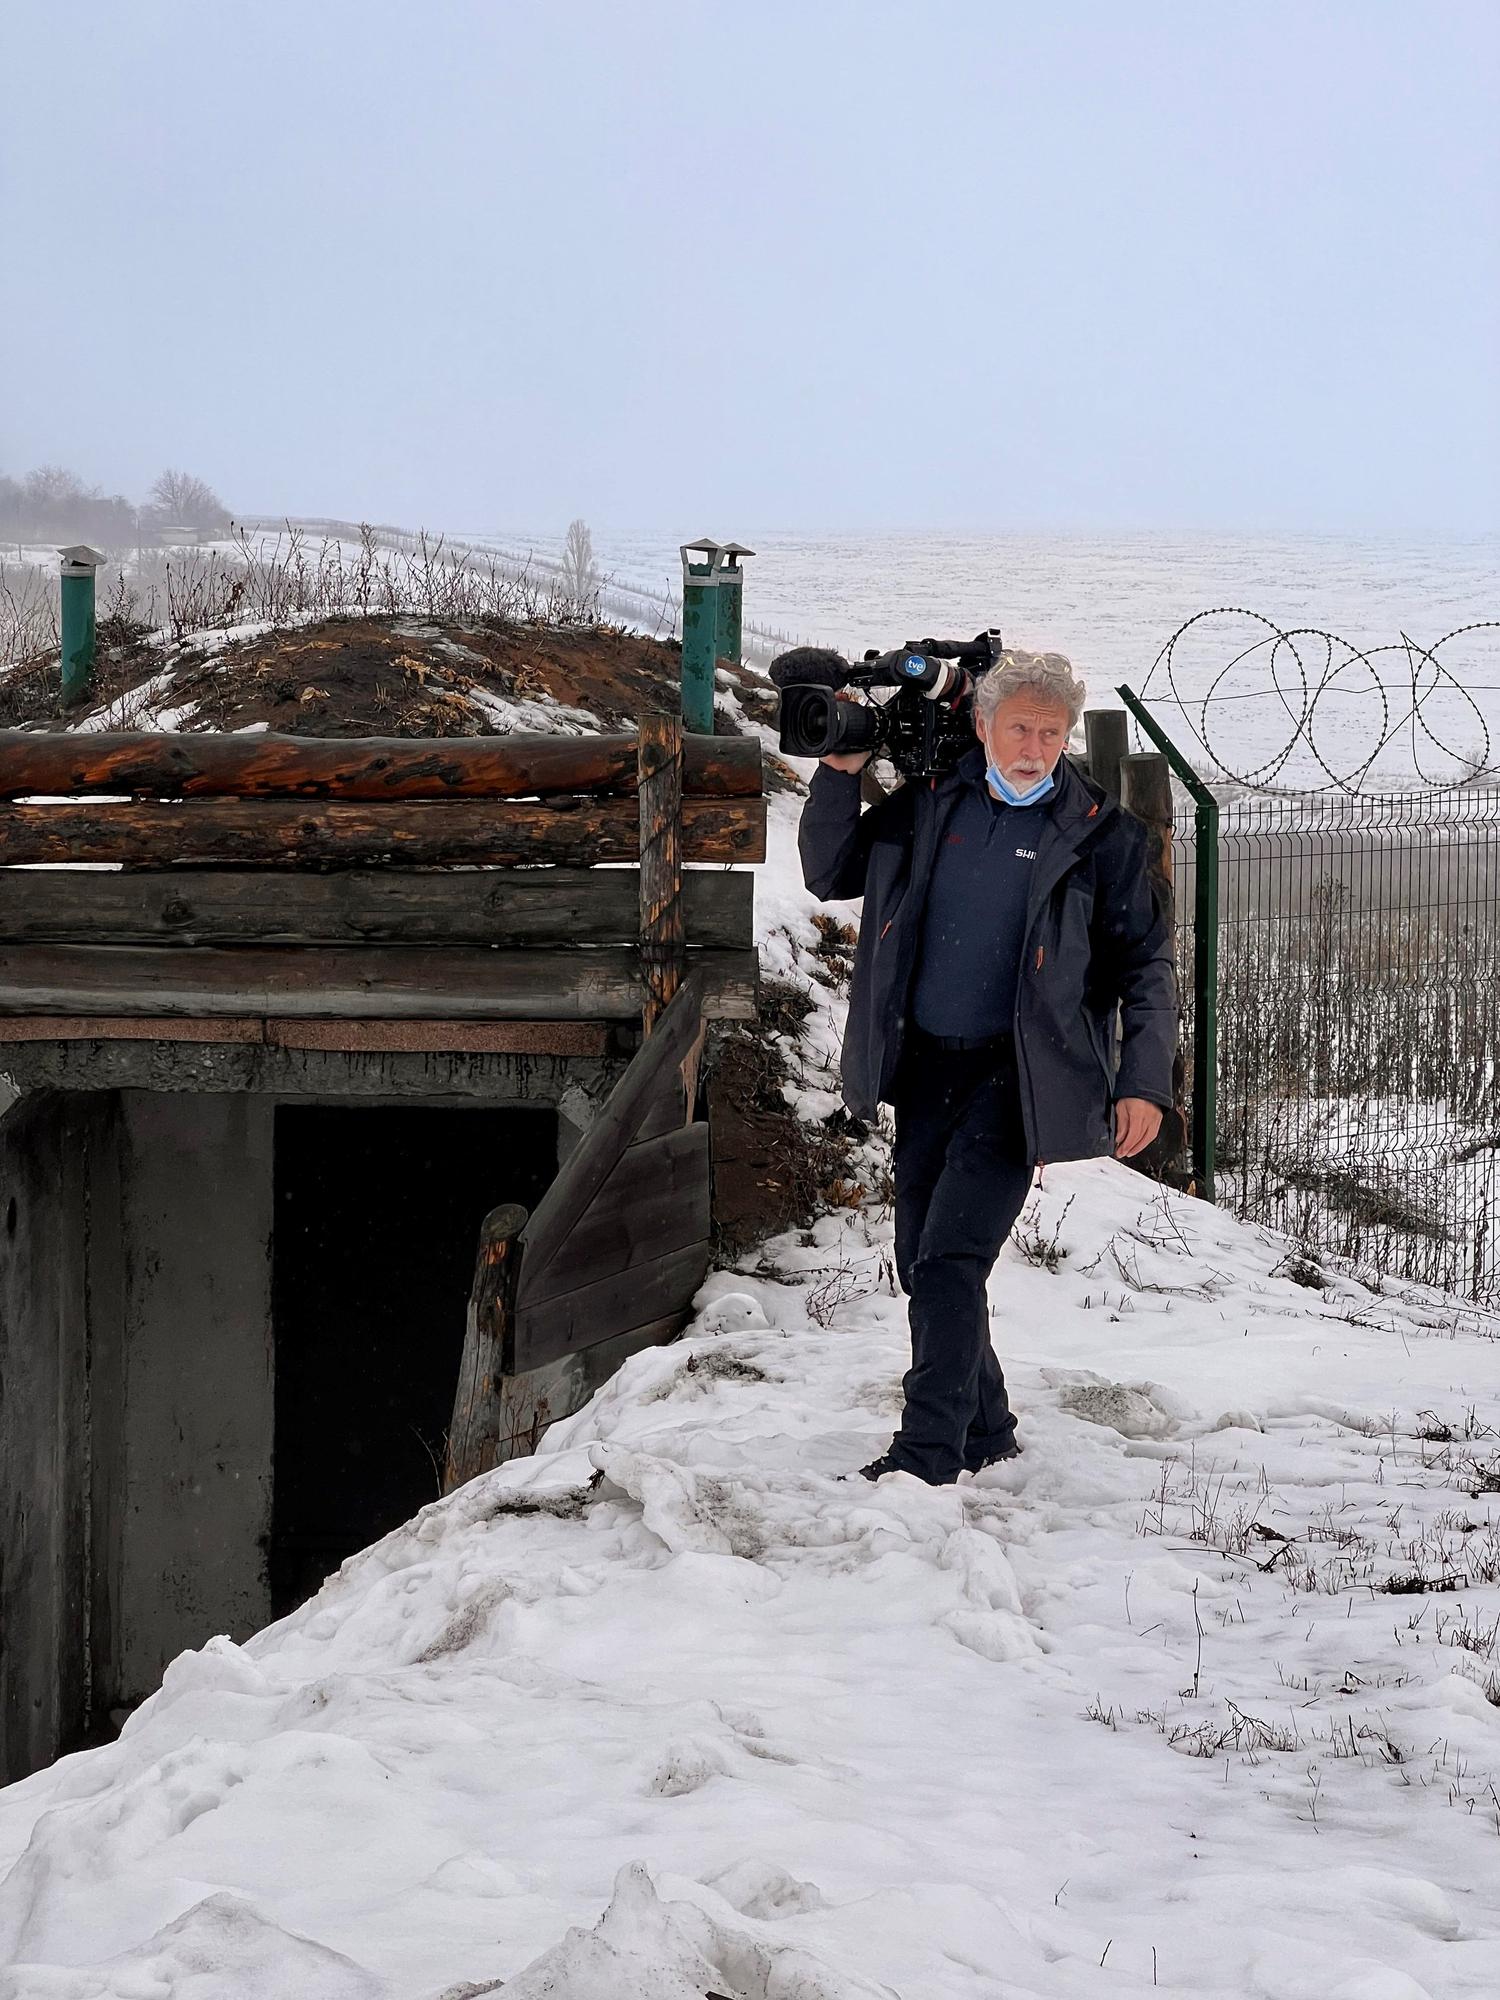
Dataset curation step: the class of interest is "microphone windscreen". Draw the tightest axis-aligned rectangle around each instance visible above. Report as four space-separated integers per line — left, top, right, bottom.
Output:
768 646 851 691
768 656 852 696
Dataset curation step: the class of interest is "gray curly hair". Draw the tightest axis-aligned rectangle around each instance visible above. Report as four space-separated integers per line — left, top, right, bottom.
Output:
975 648 1087 731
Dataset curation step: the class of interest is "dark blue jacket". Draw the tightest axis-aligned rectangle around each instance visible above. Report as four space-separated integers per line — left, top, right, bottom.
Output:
798 746 1177 1164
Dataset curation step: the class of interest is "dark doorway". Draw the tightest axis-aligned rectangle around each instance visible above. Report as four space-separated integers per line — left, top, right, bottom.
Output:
270 1104 556 1616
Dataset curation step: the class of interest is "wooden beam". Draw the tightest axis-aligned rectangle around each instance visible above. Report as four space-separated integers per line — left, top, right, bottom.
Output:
517 1124 709 1308
0 797 766 868
443 1203 529 1492
638 713 684 1033
0 946 757 1021
519 977 703 1280
511 1240 712 1374
264 1019 613 1054
1120 749 1188 1177
1084 709 1129 797
0 1015 270 1045
0 867 754 949
0 729 763 801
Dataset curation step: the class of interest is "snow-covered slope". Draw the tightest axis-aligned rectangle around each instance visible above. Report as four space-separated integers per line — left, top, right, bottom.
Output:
3 787 1500 1998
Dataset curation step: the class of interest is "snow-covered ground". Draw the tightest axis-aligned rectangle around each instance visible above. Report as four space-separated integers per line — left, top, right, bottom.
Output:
3 795 1500 1998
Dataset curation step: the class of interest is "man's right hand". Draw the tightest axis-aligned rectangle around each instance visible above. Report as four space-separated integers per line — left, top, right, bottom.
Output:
820 691 873 773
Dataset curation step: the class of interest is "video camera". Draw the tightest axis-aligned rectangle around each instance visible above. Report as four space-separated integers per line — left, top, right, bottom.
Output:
769 630 1002 781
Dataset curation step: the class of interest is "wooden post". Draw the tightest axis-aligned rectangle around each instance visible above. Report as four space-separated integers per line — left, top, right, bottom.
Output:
638 713 685 1035
443 1202 529 1492
1119 750 1188 1178
1084 708 1129 797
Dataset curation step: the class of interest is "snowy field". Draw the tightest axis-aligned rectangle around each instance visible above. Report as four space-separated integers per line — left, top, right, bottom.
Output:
492 526 1499 791
3 795 1500 1998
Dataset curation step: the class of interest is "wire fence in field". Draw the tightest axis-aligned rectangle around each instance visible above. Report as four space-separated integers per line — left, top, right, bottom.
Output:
1138 609 1500 1303
0 517 811 681
1173 787 1500 1300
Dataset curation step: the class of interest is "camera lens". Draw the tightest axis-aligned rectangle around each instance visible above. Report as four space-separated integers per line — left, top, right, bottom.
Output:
778 685 884 760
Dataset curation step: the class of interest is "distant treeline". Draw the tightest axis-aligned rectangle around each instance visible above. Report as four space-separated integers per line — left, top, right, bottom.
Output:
1 464 231 552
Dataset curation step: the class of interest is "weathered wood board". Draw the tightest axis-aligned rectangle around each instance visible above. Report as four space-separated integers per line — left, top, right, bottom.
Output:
0 944 757 1020
0 867 753 949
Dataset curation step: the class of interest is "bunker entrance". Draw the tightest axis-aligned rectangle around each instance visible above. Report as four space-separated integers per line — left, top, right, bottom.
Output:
269 1103 557 1617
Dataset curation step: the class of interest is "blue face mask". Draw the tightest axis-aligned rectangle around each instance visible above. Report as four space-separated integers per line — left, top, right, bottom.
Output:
986 764 1056 808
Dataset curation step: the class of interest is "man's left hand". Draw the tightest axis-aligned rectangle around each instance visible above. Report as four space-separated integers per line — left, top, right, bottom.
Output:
1114 1097 1164 1159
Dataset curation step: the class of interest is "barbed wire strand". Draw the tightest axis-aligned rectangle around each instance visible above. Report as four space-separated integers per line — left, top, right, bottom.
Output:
1136 609 1500 795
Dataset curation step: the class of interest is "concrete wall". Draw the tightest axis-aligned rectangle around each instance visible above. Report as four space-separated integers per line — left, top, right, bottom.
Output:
105 1093 275 1712
0 1090 276 1776
0 1062 611 1782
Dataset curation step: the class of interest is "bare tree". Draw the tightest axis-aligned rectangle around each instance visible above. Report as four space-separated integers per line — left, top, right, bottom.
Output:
557 517 600 618
148 469 231 534
2 464 135 549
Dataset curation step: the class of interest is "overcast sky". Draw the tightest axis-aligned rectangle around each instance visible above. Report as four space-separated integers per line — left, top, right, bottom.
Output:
2 0 1496 537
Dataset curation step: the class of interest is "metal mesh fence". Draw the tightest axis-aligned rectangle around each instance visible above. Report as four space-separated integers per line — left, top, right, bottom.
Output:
1173 783 1500 1301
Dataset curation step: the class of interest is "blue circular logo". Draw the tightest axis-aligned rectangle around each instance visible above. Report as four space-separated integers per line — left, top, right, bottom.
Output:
902 654 926 675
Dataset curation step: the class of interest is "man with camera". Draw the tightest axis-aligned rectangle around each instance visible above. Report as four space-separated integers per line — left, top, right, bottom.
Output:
789 646 1176 1486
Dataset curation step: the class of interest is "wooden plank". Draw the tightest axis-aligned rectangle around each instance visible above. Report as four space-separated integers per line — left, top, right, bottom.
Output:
264 1019 611 1055
1083 709 1129 797
0 868 754 948
635 1077 687 1139
517 1125 709 1309
510 1239 712 1374
0 729 763 801
0 1015 270 1044
1120 750 1188 1178
443 1203 529 1492
0 945 757 1021
519 978 703 1279
638 713 684 1033
0 798 766 868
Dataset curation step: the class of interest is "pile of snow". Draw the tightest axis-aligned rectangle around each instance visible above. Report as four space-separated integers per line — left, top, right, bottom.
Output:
3 1148 1500 1996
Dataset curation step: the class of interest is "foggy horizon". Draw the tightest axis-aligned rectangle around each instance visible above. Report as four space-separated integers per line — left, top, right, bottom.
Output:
3 0 1497 541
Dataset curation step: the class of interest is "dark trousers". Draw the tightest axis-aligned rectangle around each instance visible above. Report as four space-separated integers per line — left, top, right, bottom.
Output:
888 1032 1033 1482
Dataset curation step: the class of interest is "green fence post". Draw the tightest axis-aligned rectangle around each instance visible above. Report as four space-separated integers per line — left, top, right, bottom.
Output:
679 537 724 734
1117 683 1219 1203
715 542 755 671
59 544 105 706
1192 794 1219 1203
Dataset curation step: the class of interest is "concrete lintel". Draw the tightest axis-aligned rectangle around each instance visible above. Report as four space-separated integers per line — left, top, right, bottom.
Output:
0 1037 626 1101
0 1016 612 1055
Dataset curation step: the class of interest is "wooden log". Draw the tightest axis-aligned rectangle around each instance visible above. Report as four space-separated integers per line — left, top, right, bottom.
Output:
0 797 766 868
1084 709 1129 797
0 867 754 949
519 977 703 1281
443 1203 529 1492
0 945 757 1021
0 729 763 801
1120 750 1188 1176
517 1124 710 1308
510 1239 713 1375
638 713 684 1033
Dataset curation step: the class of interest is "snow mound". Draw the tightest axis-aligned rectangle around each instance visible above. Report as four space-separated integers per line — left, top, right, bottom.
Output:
1051 1376 1182 1438
498 1862 891 2000
0 1891 378 2000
